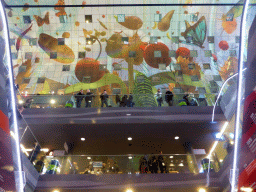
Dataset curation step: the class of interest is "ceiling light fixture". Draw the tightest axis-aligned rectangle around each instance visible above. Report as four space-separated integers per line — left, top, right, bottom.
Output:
87 157 91 160
25 148 49 152
81 138 85 141
207 121 229 159
128 156 132 159
174 136 179 140
215 132 223 139
198 188 206 192
169 156 173 158
240 187 253 192
20 144 29 156
126 189 133 192
127 137 132 141
50 99 56 104
18 100 24 104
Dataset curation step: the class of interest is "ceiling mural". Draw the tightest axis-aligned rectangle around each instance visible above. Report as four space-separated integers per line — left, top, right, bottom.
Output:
4 0 255 106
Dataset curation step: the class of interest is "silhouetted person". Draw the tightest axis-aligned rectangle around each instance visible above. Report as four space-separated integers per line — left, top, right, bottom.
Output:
150 156 158 173
115 94 121 106
75 89 84 108
120 95 128 107
158 152 165 173
165 88 173 106
183 93 190 106
127 93 134 107
155 89 163 107
85 89 94 108
35 156 45 173
139 157 148 174
189 94 199 106
152 159 158 173
24 98 34 108
100 90 109 107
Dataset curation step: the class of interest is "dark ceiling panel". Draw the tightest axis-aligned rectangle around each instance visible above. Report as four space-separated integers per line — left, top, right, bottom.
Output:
22 121 224 155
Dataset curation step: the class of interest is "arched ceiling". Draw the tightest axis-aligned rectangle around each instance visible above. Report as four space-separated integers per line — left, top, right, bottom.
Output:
4 0 255 97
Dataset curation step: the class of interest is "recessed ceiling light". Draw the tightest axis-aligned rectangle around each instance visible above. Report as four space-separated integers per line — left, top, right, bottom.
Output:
127 137 132 141
87 157 91 159
81 138 85 141
128 156 132 159
174 136 179 140
169 156 173 158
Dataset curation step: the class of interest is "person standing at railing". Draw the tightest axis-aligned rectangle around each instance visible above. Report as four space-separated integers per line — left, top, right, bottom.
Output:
120 95 128 107
151 156 158 173
155 89 163 107
165 88 173 106
183 93 190 106
115 94 121 106
198 92 207 106
75 89 84 108
189 94 199 106
85 89 94 108
127 93 134 107
100 90 109 107
35 156 45 173
139 157 148 174
24 98 34 108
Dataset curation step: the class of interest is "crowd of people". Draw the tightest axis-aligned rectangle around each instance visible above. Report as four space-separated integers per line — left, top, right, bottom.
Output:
65 88 202 108
68 89 135 108
139 154 167 174
155 88 199 107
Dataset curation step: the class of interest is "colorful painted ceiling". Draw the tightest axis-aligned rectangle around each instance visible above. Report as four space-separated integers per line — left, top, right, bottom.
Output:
4 0 256 99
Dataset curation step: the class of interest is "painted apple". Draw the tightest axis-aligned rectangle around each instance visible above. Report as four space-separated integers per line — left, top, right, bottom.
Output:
143 42 171 68
75 58 105 83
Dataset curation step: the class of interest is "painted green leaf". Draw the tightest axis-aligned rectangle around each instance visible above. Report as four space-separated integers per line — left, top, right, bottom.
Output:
65 73 127 94
133 72 157 107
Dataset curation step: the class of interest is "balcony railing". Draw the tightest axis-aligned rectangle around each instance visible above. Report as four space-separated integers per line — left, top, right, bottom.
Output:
17 93 217 108
40 154 206 175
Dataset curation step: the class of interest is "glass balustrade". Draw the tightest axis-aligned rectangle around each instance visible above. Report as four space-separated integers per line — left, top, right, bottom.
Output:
16 93 217 108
